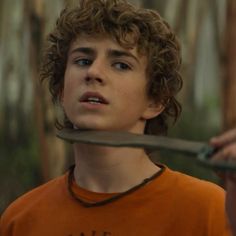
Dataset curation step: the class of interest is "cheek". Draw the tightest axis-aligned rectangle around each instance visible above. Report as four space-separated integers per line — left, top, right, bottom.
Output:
117 85 148 110
63 79 77 106
64 71 76 87
128 83 148 103
63 70 82 95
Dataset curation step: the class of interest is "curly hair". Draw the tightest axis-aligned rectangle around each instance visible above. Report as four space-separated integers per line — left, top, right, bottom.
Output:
40 0 182 135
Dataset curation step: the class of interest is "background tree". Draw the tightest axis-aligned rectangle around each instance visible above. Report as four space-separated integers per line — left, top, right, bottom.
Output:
223 0 236 130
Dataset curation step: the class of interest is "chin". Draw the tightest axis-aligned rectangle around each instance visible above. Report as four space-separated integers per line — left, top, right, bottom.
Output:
72 122 106 131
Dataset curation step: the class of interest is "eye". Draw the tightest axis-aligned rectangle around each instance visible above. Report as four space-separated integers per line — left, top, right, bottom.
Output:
74 58 92 66
113 62 131 70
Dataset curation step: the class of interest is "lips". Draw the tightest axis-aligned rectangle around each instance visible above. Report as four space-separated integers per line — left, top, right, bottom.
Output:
79 92 109 105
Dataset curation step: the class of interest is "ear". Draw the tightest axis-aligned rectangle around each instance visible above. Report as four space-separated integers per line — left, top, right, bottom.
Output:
142 101 164 120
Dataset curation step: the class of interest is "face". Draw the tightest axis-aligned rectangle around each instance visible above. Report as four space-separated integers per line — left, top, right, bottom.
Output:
62 35 162 134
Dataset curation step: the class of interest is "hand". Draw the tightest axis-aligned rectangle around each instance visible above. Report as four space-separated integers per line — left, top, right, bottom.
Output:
210 128 236 182
210 128 236 235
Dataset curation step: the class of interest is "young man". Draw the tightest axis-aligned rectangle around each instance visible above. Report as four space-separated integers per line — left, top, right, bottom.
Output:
0 0 234 235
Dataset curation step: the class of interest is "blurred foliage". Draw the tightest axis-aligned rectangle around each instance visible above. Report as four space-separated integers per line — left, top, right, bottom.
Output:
0 125 42 214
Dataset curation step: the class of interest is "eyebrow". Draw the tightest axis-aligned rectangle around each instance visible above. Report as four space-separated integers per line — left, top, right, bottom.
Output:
69 47 140 64
107 49 140 64
69 47 95 56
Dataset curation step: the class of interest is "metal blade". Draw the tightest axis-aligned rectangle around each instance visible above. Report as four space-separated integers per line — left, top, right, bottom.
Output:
57 128 206 155
56 129 236 171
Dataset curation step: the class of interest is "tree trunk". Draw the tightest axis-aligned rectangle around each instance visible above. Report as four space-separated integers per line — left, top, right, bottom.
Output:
28 0 67 180
223 0 236 130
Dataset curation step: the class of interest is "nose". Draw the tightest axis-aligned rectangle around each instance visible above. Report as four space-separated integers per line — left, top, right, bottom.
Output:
85 59 106 85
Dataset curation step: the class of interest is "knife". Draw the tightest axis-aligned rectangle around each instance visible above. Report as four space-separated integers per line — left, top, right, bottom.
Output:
57 128 236 171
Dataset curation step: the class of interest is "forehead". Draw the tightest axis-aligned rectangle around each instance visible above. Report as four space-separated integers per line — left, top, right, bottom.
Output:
68 34 147 60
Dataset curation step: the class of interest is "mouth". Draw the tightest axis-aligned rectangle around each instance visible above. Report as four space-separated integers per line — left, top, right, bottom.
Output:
79 92 109 105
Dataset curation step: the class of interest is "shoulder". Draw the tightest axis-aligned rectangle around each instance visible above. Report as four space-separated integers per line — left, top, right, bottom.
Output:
174 169 224 195
157 167 231 235
165 167 226 208
0 173 68 226
11 173 67 205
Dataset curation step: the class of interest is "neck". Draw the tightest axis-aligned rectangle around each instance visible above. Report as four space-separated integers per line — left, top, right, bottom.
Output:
73 143 160 193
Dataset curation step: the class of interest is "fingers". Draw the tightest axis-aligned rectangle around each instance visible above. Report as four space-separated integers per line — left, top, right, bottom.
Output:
210 128 236 147
210 142 236 162
210 134 236 183
210 142 236 172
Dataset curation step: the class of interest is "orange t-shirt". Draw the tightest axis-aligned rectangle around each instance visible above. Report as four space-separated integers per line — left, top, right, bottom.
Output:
0 166 232 236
